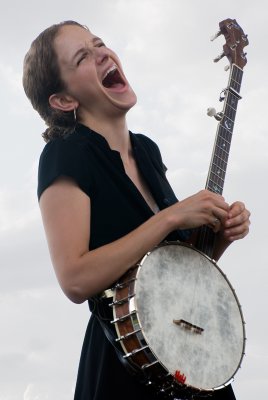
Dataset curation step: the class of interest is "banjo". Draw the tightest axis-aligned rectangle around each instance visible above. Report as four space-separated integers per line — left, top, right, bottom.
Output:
109 19 248 398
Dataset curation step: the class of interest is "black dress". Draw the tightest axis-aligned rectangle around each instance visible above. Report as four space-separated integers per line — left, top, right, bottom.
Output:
38 123 236 400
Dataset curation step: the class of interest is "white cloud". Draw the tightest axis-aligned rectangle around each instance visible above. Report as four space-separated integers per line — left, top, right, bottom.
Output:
0 62 22 93
0 288 88 400
23 384 41 400
23 382 71 400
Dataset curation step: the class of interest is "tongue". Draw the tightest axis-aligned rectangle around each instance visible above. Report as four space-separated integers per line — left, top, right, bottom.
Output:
103 78 122 88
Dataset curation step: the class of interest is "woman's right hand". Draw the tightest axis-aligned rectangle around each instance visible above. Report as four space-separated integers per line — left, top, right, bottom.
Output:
165 189 230 233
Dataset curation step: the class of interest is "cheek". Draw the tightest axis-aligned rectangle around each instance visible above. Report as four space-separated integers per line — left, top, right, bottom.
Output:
67 69 98 97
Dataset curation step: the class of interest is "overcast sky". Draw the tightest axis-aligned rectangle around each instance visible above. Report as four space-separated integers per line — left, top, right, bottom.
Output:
1 1 267 399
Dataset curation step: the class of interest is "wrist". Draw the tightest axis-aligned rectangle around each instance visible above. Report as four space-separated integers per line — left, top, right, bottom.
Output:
158 205 181 234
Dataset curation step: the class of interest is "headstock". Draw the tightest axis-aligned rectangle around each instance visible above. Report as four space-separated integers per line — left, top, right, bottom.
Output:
211 18 249 69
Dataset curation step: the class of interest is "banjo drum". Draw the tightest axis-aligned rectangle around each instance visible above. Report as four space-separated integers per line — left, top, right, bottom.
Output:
109 19 248 397
111 242 246 396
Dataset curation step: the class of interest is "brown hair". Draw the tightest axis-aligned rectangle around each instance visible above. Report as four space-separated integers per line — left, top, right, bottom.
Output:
23 20 87 142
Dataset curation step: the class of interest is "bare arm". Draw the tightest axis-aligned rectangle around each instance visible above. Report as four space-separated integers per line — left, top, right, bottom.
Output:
40 177 176 303
40 177 239 303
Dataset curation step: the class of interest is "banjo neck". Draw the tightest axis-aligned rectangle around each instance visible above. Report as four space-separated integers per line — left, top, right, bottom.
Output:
194 20 248 258
206 65 243 197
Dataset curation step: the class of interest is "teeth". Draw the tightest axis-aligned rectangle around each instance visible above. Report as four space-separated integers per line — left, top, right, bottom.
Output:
103 65 117 80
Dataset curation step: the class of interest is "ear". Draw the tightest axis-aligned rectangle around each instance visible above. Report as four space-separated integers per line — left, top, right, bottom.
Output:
49 93 78 112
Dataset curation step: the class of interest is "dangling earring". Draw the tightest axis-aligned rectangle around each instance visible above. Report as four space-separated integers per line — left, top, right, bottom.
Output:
73 108 77 122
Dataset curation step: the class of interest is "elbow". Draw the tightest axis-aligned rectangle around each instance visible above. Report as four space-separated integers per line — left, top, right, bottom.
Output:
54 259 96 304
64 286 89 304
58 273 90 304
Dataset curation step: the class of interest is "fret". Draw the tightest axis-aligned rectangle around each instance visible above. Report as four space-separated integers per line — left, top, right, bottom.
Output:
218 126 232 144
214 149 229 164
207 182 223 195
230 79 240 93
208 169 225 185
210 162 226 180
224 102 237 121
212 153 228 170
208 175 224 192
212 137 231 163
216 135 231 154
230 65 243 93
220 115 234 133
226 92 239 111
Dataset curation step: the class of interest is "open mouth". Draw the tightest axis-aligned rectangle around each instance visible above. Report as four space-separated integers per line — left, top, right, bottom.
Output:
102 65 126 90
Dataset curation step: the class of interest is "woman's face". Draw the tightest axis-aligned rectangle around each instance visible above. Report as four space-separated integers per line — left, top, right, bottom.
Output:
53 24 137 119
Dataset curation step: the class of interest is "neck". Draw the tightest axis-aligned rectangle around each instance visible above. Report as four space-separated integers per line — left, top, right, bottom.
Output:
79 112 131 155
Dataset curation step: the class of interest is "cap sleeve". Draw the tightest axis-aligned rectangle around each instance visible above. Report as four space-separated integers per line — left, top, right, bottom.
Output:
37 137 93 200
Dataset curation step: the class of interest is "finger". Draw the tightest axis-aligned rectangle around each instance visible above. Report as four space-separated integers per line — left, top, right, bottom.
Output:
226 209 250 228
225 228 250 242
208 217 221 233
228 201 245 218
224 220 251 241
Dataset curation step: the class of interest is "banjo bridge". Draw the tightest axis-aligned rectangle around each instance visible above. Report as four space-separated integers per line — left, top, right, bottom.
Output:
173 319 204 335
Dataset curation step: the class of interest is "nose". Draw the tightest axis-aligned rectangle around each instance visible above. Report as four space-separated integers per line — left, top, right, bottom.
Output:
95 47 110 65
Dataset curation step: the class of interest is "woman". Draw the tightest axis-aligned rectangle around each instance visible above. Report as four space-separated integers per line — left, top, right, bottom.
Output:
23 21 250 400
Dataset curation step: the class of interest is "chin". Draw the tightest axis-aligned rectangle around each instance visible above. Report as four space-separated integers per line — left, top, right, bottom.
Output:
109 87 137 113
123 90 138 110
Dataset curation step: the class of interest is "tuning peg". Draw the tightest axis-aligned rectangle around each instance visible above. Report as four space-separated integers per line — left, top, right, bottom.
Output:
213 52 225 63
210 30 222 41
207 107 217 117
207 108 223 121
224 65 230 71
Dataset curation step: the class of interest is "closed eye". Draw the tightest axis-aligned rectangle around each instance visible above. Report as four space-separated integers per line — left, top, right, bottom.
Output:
95 41 106 48
77 51 91 65
76 42 106 65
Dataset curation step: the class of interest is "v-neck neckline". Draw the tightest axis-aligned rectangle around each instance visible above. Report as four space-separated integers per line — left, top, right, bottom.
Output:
77 124 161 214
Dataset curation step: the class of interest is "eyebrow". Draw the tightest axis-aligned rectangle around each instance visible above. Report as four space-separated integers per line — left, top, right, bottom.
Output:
93 36 102 43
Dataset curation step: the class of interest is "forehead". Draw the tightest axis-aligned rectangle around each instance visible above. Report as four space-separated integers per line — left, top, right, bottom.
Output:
54 25 98 63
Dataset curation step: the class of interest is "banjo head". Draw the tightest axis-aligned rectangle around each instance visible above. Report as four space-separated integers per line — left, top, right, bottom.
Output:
132 242 246 391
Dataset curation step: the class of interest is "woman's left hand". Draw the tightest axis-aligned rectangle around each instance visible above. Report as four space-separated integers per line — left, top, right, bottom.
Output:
221 201 251 242
212 201 250 261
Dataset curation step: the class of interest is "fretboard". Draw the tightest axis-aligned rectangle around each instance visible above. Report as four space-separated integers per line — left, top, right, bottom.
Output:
195 64 243 258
